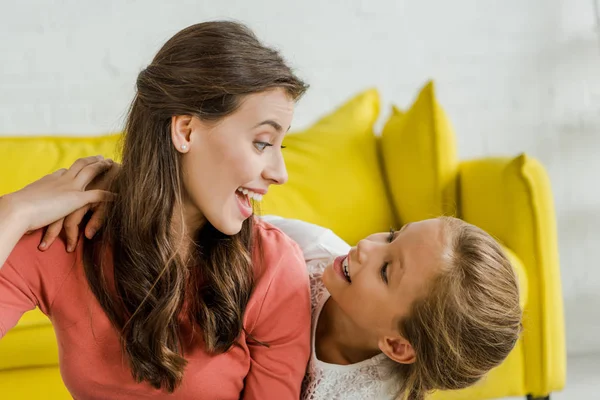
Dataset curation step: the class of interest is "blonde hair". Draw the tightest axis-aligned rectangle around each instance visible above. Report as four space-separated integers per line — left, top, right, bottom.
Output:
387 216 522 400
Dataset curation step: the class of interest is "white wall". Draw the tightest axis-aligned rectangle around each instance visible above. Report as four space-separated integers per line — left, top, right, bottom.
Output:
1 0 599 356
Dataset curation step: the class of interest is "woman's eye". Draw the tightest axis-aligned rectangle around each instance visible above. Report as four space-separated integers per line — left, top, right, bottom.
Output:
254 141 273 152
381 263 389 284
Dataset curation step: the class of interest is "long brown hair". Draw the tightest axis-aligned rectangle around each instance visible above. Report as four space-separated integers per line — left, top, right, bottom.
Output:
387 217 522 400
83 21 308 392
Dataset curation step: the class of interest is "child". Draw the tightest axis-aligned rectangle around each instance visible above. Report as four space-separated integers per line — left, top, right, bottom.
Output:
261 215 522 400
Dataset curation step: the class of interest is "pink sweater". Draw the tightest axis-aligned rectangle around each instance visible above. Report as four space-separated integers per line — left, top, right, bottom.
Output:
0 219 311 399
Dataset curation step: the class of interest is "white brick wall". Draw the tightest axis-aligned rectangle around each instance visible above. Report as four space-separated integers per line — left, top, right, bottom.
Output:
1 0 599 355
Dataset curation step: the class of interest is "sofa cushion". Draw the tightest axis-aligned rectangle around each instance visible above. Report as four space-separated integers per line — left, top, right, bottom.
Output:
380 80 458 224
503 246 529 310
260 89 396 245
459 153 565 392
0 135 122 197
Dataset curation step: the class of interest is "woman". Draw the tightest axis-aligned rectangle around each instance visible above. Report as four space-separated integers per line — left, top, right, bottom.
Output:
0 21 311 399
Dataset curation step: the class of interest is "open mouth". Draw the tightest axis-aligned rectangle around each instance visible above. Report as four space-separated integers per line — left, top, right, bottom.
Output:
235 190 251 207
236 187 264 202
342 256 352 283
235 188 252 219
235 187 265 219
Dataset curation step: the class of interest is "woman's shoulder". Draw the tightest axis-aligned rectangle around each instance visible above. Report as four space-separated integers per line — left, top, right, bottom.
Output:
250 217 309 288
253 216 298 242
244 217 311 330
3 229 80 314
8 228 78 271
252 217 305 270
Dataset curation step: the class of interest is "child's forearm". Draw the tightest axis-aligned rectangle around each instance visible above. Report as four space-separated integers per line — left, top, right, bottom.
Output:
0 196 28 269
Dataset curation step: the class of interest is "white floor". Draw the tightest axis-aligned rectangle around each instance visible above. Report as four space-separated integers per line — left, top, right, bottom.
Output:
504 353 600 400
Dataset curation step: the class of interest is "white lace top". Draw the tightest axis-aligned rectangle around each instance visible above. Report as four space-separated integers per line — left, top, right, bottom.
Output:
261 216 397 400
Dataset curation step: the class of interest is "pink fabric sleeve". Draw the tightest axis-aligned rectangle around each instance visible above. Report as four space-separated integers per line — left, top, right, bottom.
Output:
0 230 74 338
0 259 38 338
243 234 312 400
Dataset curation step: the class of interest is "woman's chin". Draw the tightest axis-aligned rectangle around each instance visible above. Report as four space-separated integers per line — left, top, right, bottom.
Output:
213 216 245 236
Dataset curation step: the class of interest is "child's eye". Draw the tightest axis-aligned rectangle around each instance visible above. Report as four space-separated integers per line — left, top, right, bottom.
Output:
254 141 273 152
381 263 389 284
380 228 395 284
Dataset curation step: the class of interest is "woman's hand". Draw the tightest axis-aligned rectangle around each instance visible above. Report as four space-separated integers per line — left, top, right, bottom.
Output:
2 156 115 249
37 157 120 252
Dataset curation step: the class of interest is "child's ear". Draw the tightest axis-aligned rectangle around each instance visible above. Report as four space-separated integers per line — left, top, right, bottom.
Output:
378 336 416 364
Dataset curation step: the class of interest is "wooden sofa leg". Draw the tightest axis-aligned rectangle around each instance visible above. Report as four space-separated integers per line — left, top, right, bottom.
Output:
527 395 550 400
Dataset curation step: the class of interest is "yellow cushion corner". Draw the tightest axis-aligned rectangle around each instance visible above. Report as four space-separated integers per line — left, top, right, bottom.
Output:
380 80 458 224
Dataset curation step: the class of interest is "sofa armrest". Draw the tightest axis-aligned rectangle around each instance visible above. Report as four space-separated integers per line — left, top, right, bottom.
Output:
458 154 566 396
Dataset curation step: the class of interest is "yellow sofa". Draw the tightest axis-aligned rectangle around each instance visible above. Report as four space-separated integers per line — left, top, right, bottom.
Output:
0 81 565 399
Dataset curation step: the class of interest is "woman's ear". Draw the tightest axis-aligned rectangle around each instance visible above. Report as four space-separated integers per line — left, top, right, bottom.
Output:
378 336 416 364
171 115 194 153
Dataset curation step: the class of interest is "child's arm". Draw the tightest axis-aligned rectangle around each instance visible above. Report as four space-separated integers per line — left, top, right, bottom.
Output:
0 156 114 269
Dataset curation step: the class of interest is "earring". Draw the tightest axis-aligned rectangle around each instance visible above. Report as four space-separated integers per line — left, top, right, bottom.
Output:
180 144 188 151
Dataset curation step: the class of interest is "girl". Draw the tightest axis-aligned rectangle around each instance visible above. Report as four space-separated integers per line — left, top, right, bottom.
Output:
261 216 522 400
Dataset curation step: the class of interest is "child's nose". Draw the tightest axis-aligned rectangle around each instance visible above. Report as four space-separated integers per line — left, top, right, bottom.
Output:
356 239 375 265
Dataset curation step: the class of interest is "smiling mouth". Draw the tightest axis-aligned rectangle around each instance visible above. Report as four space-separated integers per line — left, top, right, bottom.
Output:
236 187 264 202
342 256 352 283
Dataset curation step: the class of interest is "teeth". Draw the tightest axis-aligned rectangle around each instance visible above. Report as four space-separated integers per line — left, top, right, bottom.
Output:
237 187 263 202
342 257 351 282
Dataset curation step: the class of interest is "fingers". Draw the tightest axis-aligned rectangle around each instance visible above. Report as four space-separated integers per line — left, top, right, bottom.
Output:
63 205 90 252
83 189 116 205
75 158 114 189
87 160 120 191
41 168 67 182
52 168 68 177
38 193 111 251
85 203 107 239
39 218 64 251
66 155 105 178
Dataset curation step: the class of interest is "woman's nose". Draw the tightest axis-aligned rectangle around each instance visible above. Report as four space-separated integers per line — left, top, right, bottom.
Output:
262 151 288 185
